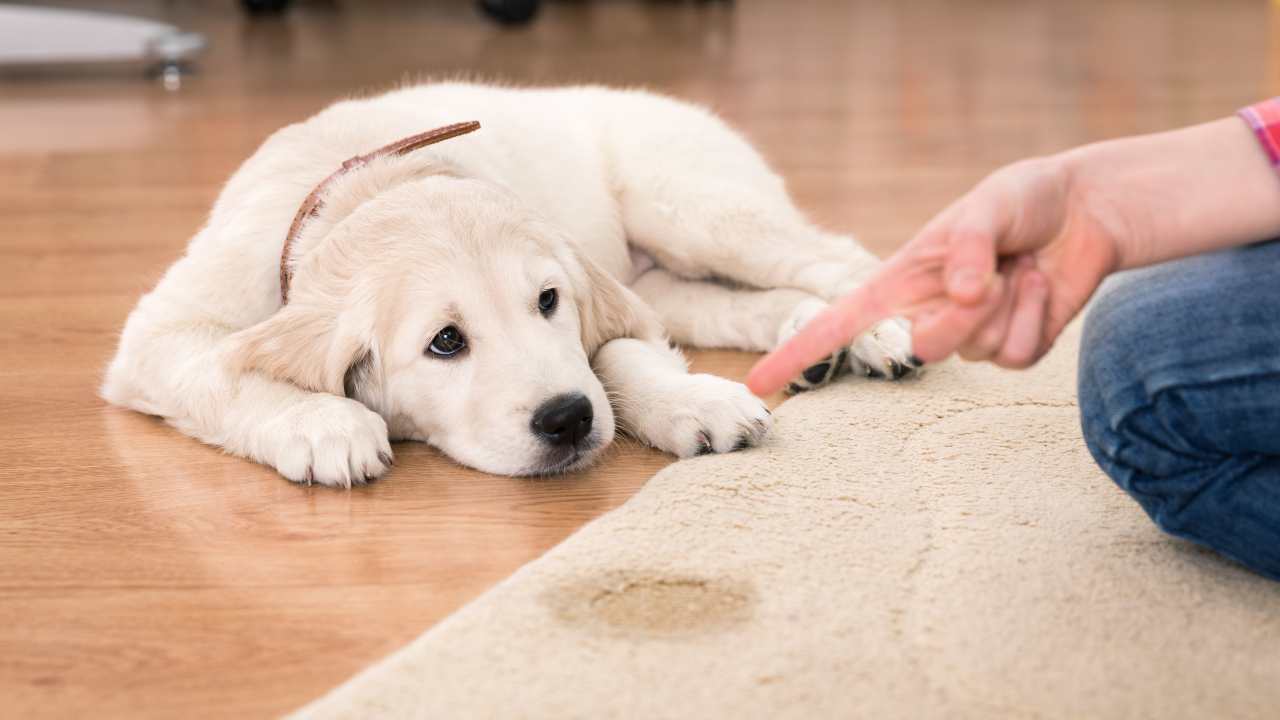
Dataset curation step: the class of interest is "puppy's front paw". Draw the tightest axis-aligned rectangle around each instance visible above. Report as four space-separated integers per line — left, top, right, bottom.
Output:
262 395 393 487
640 374 772 458
848 317 922 381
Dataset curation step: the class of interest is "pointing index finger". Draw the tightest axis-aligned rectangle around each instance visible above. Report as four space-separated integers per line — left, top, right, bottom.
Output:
746 278 898 397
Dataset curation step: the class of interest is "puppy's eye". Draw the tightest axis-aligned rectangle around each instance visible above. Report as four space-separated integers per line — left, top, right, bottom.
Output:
427 326 466 357
538 288 558 316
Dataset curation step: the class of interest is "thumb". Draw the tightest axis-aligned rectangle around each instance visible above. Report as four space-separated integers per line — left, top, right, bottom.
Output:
939 193 1010 304
942 226 997 304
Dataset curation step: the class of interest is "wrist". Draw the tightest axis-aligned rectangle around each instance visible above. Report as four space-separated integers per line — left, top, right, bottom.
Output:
1060 116 1280 271
1051 145 1133 273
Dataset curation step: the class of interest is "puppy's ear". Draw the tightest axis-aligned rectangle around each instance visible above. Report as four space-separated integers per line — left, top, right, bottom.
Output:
227 303 377 398
570 249 663 356
342 348 382 407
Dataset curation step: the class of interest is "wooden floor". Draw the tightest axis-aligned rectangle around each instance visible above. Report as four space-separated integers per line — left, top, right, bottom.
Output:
1 0 1275 717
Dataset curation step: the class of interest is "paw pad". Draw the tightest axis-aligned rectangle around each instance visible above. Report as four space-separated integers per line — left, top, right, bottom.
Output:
786 348 848 395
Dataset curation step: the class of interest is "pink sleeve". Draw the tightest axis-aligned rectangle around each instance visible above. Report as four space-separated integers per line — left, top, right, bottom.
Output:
1238 98 1280 167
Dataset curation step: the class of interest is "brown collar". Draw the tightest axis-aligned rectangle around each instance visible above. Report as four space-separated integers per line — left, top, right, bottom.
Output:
278 121 481 304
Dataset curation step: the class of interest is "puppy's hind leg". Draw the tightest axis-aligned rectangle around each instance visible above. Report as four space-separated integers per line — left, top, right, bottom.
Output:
606 97 876 297
630 268 850 393
606 97 917 378
777 297 918 387
630 267 815 352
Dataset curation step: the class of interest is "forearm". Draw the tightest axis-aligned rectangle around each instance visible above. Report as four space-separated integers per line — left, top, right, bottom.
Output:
1062 115 1280 270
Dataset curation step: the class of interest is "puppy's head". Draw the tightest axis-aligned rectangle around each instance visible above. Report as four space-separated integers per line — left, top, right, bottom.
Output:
230 175 654 475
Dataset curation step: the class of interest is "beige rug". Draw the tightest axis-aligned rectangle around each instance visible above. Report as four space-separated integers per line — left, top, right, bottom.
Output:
291 325 1280 719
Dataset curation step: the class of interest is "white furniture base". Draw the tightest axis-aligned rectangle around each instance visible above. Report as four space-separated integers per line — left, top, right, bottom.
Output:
0 4 204 82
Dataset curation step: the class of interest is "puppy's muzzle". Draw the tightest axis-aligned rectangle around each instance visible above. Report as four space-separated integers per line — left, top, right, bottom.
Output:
531 393 593 447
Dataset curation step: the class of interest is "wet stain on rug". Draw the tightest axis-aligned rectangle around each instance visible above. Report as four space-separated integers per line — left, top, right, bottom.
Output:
546 570 755 637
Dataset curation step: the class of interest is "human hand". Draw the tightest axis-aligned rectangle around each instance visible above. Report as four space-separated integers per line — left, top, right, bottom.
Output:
747 155 1123 396
750 115 1280 397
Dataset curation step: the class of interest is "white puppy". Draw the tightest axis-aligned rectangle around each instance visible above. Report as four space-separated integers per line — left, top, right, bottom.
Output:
102 83 916 486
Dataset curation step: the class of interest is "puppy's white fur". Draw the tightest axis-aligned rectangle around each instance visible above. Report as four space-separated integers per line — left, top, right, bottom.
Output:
103 83 912 485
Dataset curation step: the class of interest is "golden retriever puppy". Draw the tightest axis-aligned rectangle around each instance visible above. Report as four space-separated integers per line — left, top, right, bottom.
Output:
103 83 915 486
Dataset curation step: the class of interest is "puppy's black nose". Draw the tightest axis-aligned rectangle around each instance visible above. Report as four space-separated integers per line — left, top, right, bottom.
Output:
531 393 593 446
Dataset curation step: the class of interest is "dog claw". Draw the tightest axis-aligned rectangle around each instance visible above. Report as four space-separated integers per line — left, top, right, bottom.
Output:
694 430 714 456
888 360 910 380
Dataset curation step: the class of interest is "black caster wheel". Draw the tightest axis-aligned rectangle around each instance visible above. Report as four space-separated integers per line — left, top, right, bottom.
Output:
478 0 540 25
242 0 292 14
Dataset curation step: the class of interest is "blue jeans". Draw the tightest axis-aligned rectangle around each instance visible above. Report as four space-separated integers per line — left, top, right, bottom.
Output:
1078 239 1280 581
